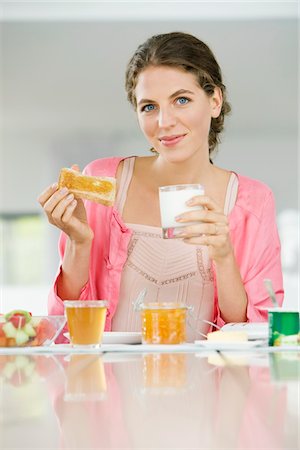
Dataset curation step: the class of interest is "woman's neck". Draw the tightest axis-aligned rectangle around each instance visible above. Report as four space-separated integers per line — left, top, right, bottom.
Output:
151 153 215 186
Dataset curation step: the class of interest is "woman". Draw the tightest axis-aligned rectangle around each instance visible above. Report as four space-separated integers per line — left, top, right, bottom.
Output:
38 32 284 340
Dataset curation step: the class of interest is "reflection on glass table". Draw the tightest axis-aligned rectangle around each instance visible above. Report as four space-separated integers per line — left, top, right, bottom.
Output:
1 351 298 449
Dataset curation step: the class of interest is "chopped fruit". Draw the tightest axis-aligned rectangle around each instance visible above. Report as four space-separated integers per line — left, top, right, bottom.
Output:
2 322 17 338
30 317 41 327
4 310 32 328
15 329 30 346
0 310 64 347
7 338 17 347
10 315 26 328
35 319 56 345
0 323 5 337
23 323 36 337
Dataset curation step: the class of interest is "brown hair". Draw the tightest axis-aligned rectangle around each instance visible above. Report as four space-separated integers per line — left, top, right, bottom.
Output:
125 32 231 157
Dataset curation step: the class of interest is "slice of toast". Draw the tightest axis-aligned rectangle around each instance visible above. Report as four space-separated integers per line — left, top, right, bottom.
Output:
58 168 116 207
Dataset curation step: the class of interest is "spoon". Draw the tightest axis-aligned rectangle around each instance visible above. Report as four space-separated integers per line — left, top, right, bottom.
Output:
263 279 279 307
132 288 147 311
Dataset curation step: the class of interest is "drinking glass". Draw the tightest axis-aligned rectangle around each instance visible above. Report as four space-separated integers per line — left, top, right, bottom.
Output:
64 300 108 348
159 184 204 239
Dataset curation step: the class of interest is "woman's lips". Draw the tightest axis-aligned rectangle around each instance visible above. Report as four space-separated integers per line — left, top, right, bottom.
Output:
159 134 186 147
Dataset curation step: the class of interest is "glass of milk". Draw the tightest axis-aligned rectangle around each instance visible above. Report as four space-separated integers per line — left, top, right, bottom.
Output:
159 184 205 239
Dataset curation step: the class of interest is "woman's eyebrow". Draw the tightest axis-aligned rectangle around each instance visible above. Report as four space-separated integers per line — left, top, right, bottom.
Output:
138 98 155 107
169 89 195 99
138 89 195 107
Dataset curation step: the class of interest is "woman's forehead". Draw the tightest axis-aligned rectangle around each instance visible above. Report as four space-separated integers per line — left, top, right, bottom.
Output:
135 65 200 99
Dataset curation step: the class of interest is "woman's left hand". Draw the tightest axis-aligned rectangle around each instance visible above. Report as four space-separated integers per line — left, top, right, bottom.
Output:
175 195 233 262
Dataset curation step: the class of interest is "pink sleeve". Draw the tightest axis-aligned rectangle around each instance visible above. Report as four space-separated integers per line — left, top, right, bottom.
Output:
242 191 284 321
216 190 284 326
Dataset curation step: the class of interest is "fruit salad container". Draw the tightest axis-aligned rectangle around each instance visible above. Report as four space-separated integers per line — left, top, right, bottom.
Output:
0 310 66 347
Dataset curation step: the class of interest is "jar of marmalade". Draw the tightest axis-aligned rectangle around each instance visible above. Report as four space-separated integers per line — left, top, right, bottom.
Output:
140 302 189 344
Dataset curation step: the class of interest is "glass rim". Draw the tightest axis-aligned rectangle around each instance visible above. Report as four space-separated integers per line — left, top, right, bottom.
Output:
64 300 108 308
159 184 204 192
139 302 190 311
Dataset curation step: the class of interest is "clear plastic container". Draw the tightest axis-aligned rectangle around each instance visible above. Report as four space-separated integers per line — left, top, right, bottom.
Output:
140 302 189 344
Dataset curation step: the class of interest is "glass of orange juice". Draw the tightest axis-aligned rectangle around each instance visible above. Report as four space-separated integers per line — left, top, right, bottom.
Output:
64 300 108 348
140 302 189 344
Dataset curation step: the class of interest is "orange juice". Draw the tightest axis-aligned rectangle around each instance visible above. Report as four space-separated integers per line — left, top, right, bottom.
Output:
141 302 188 344
64 300 108 346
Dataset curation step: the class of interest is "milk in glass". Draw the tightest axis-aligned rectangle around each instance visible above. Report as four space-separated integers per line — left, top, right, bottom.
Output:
159 184 204 239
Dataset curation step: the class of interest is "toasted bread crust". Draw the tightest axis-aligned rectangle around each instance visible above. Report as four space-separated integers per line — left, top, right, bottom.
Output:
58 168 116 206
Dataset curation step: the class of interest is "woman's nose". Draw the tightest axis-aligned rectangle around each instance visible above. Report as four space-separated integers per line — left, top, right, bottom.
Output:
158 108 177 128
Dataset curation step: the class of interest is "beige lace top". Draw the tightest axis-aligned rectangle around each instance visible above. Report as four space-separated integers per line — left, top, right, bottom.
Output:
111 157 238 341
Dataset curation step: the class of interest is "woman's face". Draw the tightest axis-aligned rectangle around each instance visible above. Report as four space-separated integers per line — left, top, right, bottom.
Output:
135 65 222 163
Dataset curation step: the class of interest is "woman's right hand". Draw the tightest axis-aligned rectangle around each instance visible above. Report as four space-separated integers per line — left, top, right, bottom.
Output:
38 166 94 244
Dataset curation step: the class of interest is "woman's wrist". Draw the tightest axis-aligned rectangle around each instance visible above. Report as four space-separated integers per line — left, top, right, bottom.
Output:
69 229 94 246
213 246 235 267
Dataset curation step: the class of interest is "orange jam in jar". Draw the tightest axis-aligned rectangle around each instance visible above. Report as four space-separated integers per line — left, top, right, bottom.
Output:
140 303 188 344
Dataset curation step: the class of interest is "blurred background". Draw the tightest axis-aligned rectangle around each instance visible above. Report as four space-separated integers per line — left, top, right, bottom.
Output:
0 1 298 313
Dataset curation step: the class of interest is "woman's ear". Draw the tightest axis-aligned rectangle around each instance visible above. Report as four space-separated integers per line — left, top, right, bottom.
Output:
210 87 223 118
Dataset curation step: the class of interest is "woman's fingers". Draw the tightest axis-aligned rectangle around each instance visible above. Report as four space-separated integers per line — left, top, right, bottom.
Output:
176 209 228 225
38 165 79 207
37 183 59 207
51 193 75 223
183 233 229 246
177 194 233 260
43 187 70 217
186 195 223 212
175 195 227 225
178 222 229 237
61 199 78 224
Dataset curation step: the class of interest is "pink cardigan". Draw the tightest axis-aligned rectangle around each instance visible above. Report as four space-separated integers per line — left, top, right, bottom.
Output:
48 156 284 331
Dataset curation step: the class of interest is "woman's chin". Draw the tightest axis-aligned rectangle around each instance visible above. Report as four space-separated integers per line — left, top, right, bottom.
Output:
158 148 196 164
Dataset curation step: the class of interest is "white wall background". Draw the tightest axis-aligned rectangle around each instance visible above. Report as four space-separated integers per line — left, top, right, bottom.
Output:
0 1 298 313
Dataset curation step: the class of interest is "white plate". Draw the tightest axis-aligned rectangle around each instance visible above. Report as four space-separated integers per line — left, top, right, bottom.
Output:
194 340 265 350
102 332 142 345
63 332 142 345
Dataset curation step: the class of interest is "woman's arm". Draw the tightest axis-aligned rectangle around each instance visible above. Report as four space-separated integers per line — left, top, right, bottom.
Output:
38 176 94 300
57 236 93 300
175 195 248 322
213 251 248 322
176 189 283 323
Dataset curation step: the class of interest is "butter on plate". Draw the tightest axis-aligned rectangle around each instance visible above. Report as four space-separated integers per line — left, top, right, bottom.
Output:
207 331 248 342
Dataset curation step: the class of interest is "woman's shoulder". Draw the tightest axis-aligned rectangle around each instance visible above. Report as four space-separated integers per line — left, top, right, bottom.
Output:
83 156 134 177
83 154 155 179
233 172 276 220
235 173 273 196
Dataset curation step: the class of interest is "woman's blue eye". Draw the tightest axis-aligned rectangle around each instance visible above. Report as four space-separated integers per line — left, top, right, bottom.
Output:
177 97 189 105
142 104 155 112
